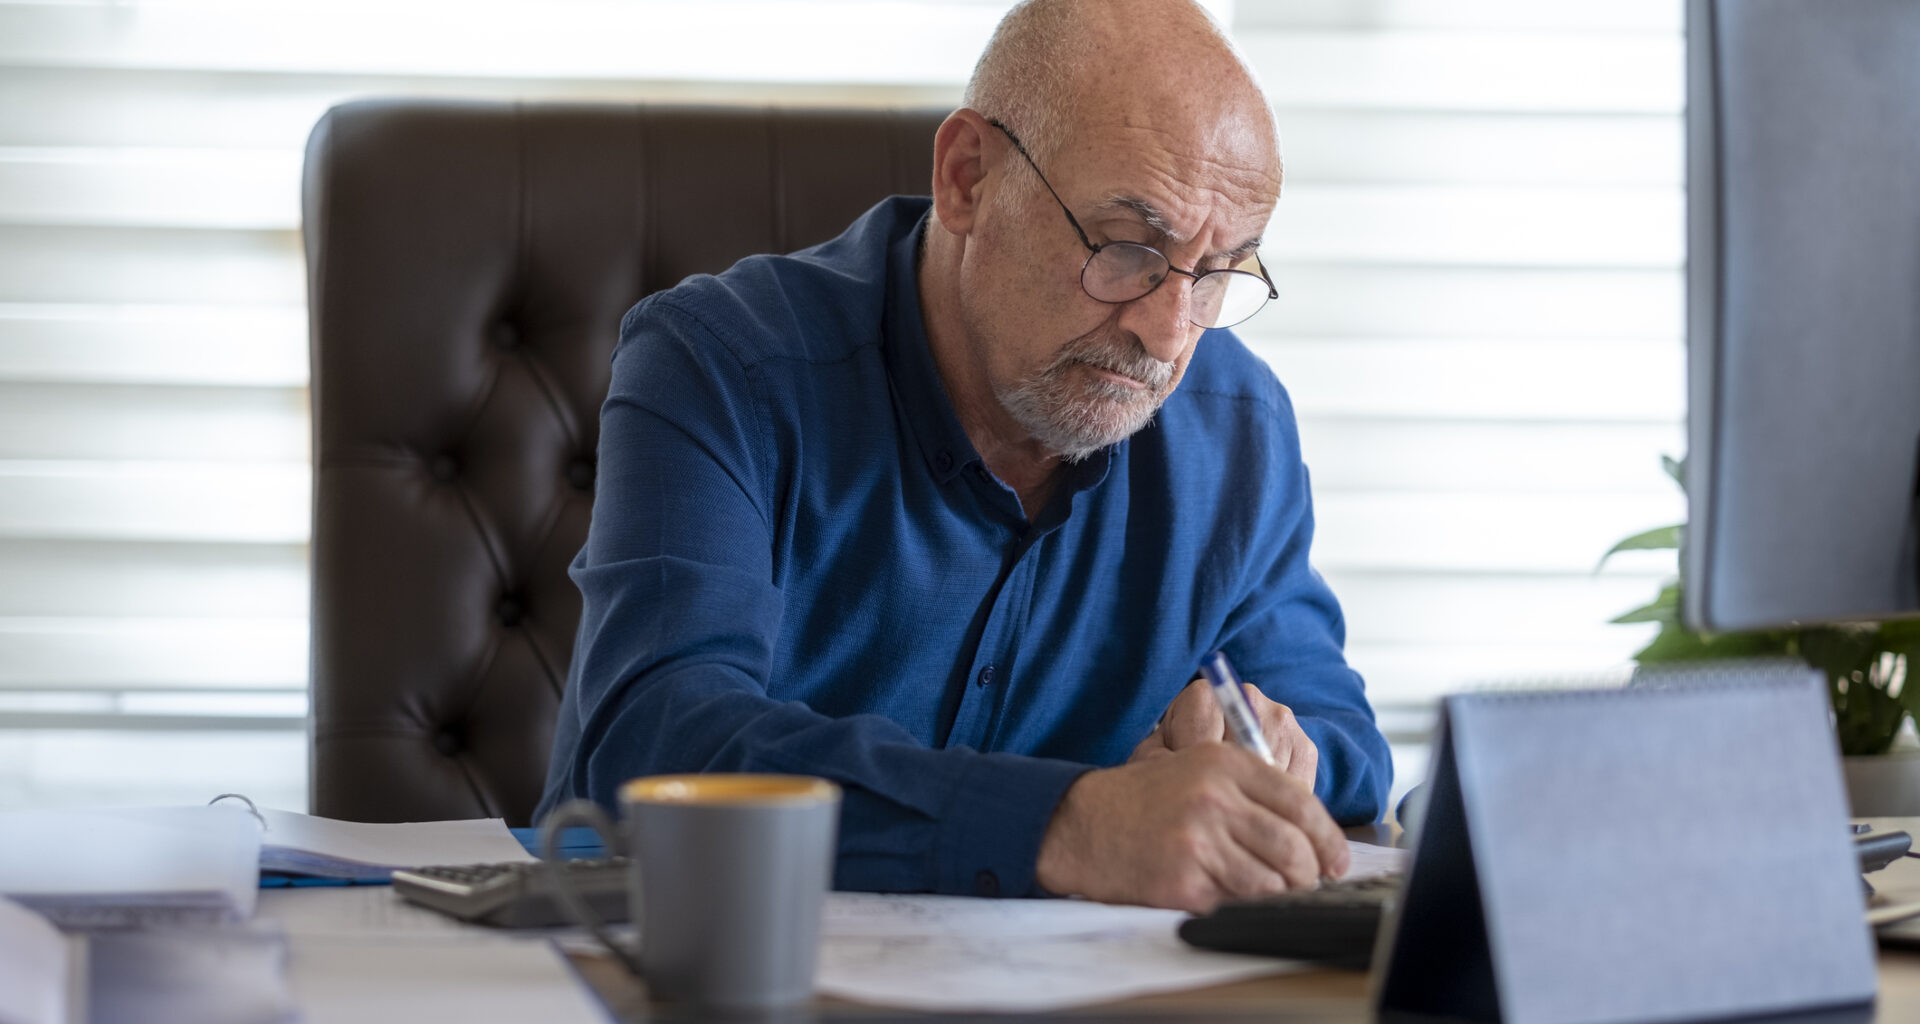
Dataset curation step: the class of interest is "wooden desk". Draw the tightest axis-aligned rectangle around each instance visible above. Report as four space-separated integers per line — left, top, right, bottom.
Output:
575 951 1920 1021
571 821 1920 1022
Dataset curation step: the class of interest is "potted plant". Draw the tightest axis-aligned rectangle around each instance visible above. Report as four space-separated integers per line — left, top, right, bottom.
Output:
1602 457 1920 813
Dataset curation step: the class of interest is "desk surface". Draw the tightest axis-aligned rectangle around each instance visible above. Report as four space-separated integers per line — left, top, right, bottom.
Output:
562 821 1920 1022
245 819 1920 1023
570 946 1920 1022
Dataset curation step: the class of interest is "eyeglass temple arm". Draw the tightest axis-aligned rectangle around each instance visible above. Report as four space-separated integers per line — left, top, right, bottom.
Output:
986 118 1102 254
991 116 1278 301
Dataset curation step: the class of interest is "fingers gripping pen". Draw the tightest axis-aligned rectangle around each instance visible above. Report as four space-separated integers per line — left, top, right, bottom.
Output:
1198 650 1275 766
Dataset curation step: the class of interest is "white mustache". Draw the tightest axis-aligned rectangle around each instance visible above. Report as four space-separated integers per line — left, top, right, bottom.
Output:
1058 337 1173 391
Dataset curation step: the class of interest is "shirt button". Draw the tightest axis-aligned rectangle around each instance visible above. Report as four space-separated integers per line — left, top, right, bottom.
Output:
974 870 1000 897
977 665 996 687
936 450 954 473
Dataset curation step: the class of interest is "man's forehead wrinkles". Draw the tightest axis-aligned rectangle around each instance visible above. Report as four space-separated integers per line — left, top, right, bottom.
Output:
1094 194 1180 239
1090 194 1265 261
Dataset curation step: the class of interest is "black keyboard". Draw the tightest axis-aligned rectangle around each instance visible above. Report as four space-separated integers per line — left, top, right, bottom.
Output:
1177 874 1399 968
391 858 631 928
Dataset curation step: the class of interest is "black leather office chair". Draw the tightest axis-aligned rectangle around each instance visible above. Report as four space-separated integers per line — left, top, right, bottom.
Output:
302 100 943 824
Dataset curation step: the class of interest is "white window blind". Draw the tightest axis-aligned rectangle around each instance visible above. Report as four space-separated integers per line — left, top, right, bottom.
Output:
1 0 1677 812
0 0 1102 810
1232 0 1685 796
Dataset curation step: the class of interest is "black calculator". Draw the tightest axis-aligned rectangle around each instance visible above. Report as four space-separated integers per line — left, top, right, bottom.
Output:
1180 830 1914 968
391 858 632 928
1177 874 1399 968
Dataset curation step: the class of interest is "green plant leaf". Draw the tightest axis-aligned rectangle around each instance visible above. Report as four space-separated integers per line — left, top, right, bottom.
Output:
1597 525 1682 571
1611 603 1676 625
1662 454 1686 493
1797 625 1883 679
1876 618 1920 648
1610 582 1680 625
1633 623 1788 663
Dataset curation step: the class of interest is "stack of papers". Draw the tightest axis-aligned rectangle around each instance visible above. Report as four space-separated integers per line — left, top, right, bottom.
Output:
0 806 263 928
0 896 87 1024
0 803 535 928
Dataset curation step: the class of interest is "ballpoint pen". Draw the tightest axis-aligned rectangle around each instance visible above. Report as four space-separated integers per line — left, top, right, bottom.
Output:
1198 650 1275 766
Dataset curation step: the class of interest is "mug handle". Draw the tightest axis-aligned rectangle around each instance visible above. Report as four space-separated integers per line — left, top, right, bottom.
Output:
539 799 642 977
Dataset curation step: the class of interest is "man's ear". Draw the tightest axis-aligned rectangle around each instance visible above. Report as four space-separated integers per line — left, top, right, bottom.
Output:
929 109 996 236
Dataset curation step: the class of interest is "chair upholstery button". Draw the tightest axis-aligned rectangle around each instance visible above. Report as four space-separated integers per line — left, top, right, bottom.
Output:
432 728 462 757
566 459 595 491
428 454 459 482
496 595 524 627
492 321 519 351
974 870 1000 897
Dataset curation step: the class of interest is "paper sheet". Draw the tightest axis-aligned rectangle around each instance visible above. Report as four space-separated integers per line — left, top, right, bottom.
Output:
256 810 534 880
817 892 1297 1011
813 839 1405 1012
1345 839 1409 880
0 806 260 925
0 896 83 1024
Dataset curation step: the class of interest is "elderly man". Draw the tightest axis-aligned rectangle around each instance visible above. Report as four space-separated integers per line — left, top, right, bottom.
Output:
538 0 1390 911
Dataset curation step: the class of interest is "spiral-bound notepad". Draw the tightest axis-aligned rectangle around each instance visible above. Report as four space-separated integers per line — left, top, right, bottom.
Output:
1376 664 1875 1024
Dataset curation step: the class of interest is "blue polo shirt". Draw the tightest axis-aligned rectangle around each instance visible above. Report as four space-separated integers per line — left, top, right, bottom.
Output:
538 196 1389 897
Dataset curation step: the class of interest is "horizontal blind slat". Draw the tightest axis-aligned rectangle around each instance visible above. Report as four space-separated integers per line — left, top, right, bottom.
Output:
0 383 307 460
1312 492 1685 574
0 146 297 229
1239 32 1683 113
1326 571 1669 646
0 616 308 689
0 539 307 618
0 302 307 386
1240 0 1679 32
1245 265 1680 338
1252 339 1685 421
0 66 962 150
1278 111 1681 186
0 730 306 810
1269 185 1683 268
1346 642 1640 705
0 226 303 304
0 460 308 542
0 2 1010 83
1297 418 1684 492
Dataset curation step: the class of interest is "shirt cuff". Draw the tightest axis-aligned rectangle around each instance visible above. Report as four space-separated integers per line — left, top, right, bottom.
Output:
933 752 1093 898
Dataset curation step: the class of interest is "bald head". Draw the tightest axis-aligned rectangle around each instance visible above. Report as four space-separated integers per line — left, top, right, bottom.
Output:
919 0 1287 477
962 0 1280 177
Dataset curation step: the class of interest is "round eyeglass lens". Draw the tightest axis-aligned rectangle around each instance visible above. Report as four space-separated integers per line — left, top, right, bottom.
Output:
1192 269 1273 330
1081 243 1168 303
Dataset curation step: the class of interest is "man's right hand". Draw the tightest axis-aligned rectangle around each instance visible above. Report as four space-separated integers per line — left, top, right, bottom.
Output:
1033 743 1350 913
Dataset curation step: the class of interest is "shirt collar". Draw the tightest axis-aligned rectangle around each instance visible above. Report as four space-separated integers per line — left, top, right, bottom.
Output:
883 212 982 486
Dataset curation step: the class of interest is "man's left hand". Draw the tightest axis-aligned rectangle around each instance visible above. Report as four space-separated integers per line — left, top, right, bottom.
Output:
1131 677 1319 790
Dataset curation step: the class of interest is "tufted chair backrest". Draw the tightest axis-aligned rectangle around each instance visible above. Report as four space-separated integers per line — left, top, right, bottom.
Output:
302 100 943 824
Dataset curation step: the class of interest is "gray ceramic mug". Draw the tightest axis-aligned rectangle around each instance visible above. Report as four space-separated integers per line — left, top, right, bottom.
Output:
541 774 841 1011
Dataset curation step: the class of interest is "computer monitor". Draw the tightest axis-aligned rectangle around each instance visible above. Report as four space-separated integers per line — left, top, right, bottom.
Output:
1684 0 1920 632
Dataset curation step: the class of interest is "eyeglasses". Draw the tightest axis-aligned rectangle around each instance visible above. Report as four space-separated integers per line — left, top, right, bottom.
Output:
989 119 1278 331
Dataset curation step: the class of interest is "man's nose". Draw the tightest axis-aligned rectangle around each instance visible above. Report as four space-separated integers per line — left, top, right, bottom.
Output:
1115 274 1201 364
